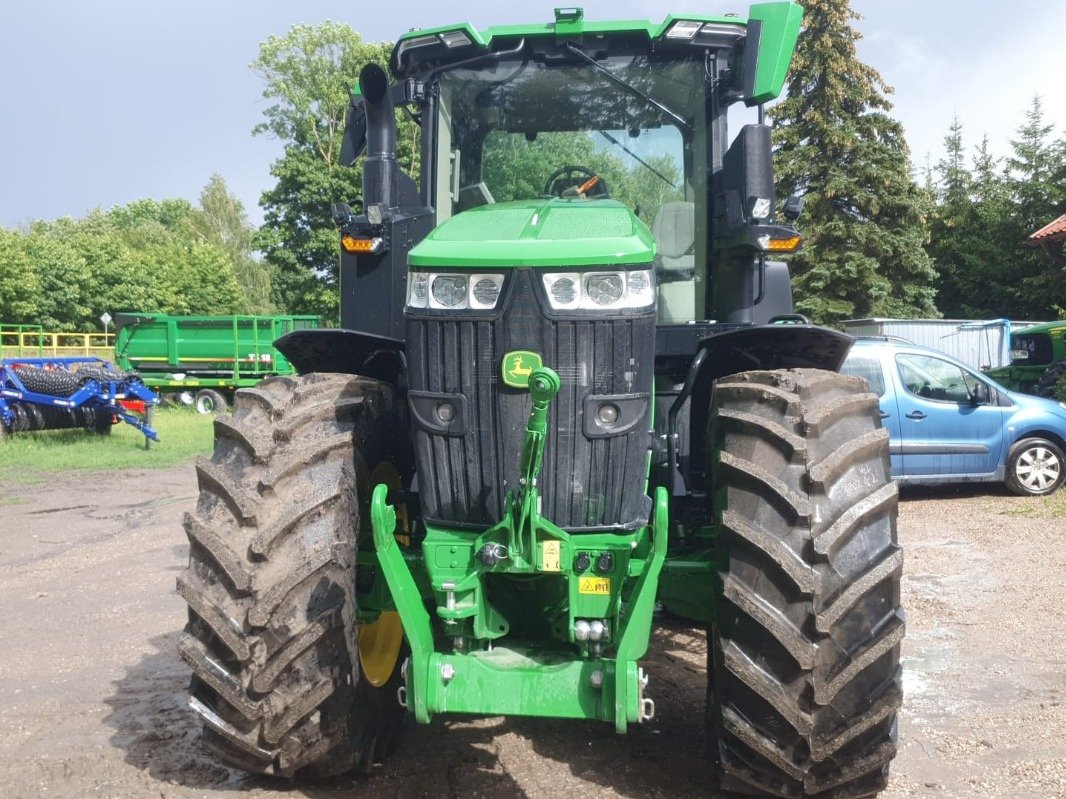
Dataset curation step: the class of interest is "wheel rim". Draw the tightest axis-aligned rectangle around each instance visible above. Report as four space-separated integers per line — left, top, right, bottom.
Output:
358 611 404 687
357 461 408 686
197 395 214 414
1015 445 1061 492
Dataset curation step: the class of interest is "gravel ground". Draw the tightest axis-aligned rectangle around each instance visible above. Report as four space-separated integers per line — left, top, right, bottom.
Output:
0 465 1063 798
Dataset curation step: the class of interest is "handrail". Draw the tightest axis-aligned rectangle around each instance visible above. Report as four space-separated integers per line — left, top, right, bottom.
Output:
0 325 114 357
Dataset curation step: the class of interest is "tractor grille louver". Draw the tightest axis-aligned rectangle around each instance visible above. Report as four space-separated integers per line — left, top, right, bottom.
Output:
406 269 655 531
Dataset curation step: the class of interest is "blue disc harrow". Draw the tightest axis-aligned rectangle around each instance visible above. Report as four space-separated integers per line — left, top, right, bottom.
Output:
0 356 160 445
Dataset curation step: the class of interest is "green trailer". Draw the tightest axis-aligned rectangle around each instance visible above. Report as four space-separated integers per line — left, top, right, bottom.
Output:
114 313 320 413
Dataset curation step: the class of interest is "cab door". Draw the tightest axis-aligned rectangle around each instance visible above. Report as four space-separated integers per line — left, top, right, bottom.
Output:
891 352 1005 478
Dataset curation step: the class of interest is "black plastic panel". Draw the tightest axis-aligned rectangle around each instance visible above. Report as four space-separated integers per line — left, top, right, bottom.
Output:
406 268 656 531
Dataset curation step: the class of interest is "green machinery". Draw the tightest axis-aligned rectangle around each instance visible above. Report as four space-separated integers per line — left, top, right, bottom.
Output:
985 320 1066 399
177 5 903 797
114 313 318 412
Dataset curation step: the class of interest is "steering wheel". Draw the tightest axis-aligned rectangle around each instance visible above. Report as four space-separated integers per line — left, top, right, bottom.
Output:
544 165 609 199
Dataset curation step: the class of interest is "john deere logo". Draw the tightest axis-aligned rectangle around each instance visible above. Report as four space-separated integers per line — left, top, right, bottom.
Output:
502 350 542 388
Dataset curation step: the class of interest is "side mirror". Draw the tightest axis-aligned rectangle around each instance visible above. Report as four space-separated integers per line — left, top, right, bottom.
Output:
971 381 991 406
782 194 804 222
331 202 353 226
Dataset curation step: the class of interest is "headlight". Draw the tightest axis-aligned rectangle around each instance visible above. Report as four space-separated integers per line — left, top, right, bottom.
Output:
407 272 505 310
542 269 655 311
430 275 467 308
586 274 625 306
470 276 503 309
407 273 429 307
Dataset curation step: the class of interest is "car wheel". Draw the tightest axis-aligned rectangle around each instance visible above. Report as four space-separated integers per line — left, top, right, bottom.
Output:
1005 437 1065 496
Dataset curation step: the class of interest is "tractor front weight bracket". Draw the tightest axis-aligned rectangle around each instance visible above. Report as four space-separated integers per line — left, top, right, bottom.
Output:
369 367 669 729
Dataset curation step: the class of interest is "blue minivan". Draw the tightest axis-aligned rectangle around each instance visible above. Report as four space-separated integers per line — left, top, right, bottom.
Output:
841 337 1066 495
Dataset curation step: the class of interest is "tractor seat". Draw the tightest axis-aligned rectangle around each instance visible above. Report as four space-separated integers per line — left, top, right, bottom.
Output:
651 201 695 281
652 201 696 323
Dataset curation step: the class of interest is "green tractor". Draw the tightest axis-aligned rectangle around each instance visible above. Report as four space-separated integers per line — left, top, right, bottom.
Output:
177 4 903 796
985 320 1066 399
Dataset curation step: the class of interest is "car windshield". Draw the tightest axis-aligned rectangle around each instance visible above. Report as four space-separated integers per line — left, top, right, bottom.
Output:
434 56 710 322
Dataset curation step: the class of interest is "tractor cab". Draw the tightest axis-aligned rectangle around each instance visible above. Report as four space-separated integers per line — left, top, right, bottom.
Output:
337 4 805 342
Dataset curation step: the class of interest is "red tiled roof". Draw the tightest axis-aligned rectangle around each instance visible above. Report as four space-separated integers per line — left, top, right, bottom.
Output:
1029 213 1066 242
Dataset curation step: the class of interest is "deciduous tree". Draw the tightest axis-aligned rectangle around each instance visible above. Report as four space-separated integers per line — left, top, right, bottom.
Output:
252 23 419 319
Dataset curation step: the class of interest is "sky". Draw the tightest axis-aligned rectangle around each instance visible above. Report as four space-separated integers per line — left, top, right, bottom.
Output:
1 1 1064 229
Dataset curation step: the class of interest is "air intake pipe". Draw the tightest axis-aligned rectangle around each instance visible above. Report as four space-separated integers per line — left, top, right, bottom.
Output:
359 63 400 211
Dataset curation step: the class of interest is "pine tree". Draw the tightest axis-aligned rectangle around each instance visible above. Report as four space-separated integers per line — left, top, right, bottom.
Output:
770 0 938 324
1004 96 1066 317
927 116 983 317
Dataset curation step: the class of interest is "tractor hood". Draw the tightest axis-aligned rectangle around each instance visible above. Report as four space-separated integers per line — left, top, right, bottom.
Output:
407 198 655 269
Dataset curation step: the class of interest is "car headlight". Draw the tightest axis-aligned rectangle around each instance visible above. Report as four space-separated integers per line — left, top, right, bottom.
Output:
407 272 505 310
542 269 655 311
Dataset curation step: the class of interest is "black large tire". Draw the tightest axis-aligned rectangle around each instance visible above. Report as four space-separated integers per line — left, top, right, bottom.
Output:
707 369 903 798
1036 361 1066 400
178 373 408 777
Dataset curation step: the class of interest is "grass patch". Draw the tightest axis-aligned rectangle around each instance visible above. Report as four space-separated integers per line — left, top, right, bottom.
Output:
0 407 214 476
999 490 1066 520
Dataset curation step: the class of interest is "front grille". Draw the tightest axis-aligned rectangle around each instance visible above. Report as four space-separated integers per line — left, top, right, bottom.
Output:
406 269 655 530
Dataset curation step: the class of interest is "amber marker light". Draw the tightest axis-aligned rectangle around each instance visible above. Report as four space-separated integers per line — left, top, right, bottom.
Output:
341 235 383 254
759 234 802 253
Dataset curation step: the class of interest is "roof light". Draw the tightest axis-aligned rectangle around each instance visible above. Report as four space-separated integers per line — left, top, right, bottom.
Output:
440 30 471 48
400 33 437 49
666 20 703 39
699 23 746 39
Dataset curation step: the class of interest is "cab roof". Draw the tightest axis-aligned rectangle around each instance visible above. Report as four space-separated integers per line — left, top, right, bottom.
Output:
387 2 803 106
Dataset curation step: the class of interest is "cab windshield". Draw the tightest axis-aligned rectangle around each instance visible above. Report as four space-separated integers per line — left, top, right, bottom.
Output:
434 55 710 321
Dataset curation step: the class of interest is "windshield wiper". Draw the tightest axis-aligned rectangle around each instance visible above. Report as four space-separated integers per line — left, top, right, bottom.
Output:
565 43 693 134
598 131 678 189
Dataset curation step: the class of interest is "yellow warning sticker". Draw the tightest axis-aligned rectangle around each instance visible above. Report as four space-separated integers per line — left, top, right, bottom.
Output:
579 576 611 595
540 540 561 572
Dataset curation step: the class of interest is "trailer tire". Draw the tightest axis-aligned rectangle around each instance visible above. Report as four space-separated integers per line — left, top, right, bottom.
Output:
195 389 228 415
1036 360 1066 400
178 373 409 778
89 408 114 436
706 368 902 798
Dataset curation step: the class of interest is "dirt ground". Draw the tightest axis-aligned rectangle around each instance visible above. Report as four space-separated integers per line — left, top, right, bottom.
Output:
0 464 1063 799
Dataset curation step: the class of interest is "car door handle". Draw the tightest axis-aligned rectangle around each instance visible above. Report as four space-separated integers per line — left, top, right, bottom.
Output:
906 411 927 420
878 411 891 420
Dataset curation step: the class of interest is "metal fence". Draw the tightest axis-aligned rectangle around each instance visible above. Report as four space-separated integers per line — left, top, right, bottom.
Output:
0 324 114 359
843 319 1048 371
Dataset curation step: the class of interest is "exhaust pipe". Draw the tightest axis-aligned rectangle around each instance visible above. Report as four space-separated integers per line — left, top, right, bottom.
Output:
359 63 402 212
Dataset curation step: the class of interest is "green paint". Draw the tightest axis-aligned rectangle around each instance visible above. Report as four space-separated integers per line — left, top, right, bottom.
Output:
501 350 542 388
367 364 672 727
408 199 655 268
747 2 804 104
392 3 803 106
371 483 435 722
